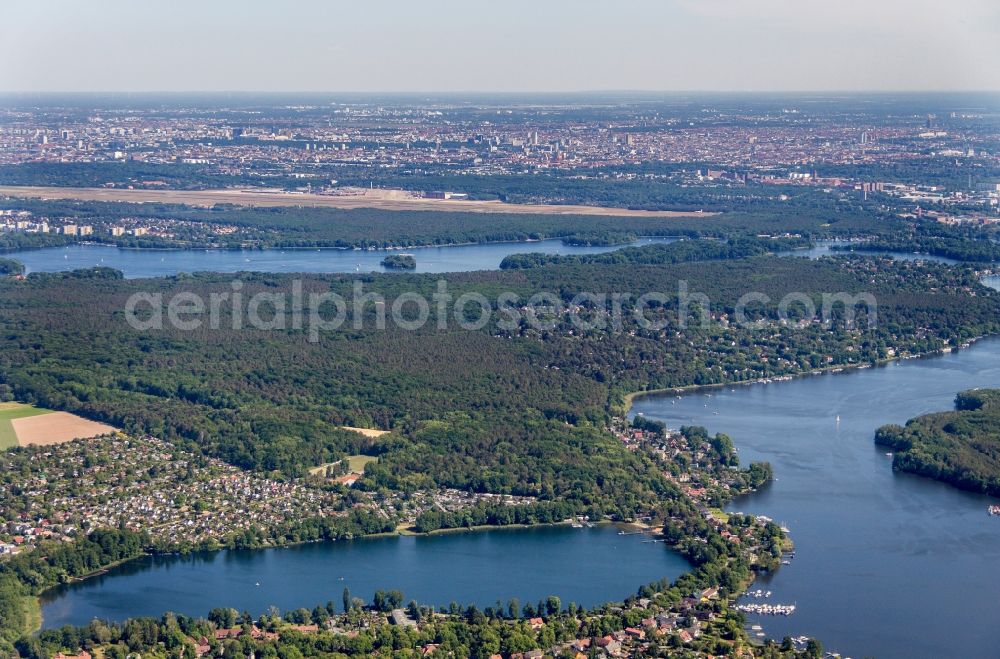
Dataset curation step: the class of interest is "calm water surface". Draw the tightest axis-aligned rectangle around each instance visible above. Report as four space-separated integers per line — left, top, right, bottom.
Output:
632 339 1000 659
41 525 689 629
15 238 675 278
15 238 960 279
783 240 959 264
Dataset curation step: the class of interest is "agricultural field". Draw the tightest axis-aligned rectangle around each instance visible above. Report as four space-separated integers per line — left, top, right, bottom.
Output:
0 402 116 448
0 403 53 448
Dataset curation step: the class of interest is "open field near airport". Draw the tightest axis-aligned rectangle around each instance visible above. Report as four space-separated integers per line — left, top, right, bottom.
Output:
0 185 715 218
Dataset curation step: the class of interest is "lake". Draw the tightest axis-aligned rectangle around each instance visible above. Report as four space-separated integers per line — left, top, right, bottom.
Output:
13 238 676 278
632 339 1000 659
12 239 962 279
40 524 690 629
782 240 959 264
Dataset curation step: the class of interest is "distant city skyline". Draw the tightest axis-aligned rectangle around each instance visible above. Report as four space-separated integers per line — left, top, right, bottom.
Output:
1 0 999 93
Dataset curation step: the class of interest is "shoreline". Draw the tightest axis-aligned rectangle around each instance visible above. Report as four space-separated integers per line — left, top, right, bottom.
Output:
29 518 643 632
31 550 146 633
619 335 999 650
397 519 587 537
3 235 681 259
619 338 988 415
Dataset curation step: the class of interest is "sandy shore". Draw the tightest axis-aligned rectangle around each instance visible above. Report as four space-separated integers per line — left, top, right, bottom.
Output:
0 185 716 218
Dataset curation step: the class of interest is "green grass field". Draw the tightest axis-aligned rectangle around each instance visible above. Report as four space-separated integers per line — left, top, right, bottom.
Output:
308 455 378 478
0 402 54 449
346 455 378 472
708 507 731 523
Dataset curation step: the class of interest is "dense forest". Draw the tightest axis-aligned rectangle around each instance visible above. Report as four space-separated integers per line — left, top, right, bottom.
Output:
0 259 23 276
830 221 1000 263
833 236 1000 263
875 388 1000 496
499 236 809 269
0 232 69 252
1 256 997 499
0 163 254 191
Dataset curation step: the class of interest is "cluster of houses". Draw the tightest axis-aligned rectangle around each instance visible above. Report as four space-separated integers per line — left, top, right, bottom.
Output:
0 209 93 235
613 421 736 502
542 599 717 658
377 487 538 527
53 652 91 659
131 591 724 659
0 435 344 548
0 517 77 556
9 100 998 185
199 624 320 654
612 417 786 560
0 207 254 243
0 432 549 557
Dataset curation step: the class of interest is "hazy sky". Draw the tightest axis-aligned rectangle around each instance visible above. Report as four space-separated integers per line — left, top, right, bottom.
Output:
2 0 999 92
